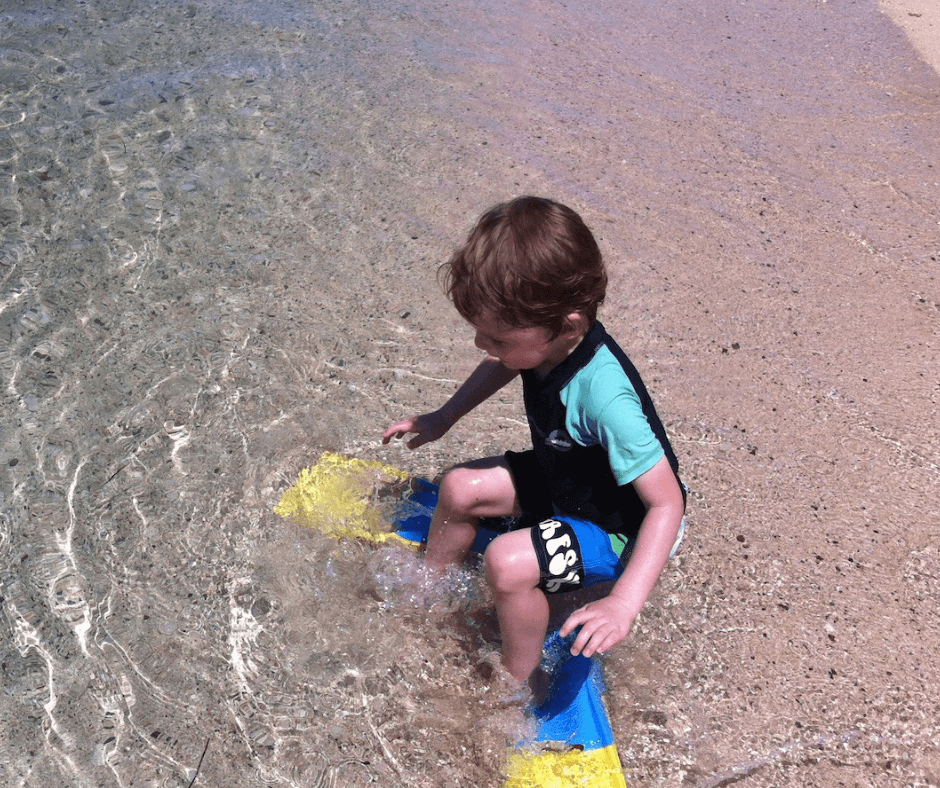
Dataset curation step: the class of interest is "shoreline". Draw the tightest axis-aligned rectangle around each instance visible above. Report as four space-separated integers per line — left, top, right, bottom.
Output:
881 0 940 74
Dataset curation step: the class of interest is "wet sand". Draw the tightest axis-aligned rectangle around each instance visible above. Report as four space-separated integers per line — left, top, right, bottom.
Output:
1 0 939 786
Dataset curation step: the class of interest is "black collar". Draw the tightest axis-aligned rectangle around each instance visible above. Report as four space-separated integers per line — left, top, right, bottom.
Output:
522 321 607 392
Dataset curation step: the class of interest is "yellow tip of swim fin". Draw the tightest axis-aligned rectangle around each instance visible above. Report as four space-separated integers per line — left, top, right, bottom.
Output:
504 744 627 788
273 451 409 542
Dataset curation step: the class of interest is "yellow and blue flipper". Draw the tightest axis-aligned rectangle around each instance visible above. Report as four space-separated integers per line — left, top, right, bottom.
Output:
505 631 626 787
392 477 627 787
275 454 628 787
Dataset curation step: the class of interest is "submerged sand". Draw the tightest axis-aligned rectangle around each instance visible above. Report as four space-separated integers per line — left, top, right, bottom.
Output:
1 0 938 786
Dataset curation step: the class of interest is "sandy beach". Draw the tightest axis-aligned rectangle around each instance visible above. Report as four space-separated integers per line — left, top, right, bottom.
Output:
1 0 938 786
881 0 940 74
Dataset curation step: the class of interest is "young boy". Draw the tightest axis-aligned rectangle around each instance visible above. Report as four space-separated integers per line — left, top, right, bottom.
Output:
382 196 685 686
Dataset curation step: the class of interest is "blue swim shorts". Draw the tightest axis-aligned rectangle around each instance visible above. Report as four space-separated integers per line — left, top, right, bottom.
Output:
530 516 631 595
529 515 686 595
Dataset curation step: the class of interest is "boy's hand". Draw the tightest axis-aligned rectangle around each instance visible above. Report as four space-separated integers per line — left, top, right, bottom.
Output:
559 458 683 658
558 595 637 658
382 410 452 449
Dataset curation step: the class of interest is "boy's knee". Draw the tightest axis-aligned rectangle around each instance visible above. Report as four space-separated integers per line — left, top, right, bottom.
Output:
484 536 540 595
437 465 478 514
483 544 513 593
438 462 506 516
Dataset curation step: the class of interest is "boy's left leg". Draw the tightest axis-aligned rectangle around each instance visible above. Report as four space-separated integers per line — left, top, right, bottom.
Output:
483 530 547 682
485 516 630 682
426 456 521 569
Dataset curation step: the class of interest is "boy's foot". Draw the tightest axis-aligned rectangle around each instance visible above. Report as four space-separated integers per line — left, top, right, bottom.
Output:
473 659 539 741
527 666 551 707
477 657 532 707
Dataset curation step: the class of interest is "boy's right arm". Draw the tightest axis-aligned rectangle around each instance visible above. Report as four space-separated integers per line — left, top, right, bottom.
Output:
382 358 519 449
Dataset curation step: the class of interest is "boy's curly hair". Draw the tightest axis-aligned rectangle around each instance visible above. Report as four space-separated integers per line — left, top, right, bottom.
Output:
439 196 607 337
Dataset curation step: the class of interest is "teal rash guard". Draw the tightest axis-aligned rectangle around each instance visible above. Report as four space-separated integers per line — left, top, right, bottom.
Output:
518 321 683 538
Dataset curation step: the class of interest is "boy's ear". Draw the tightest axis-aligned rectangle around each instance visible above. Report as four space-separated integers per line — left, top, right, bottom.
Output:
563 312 590 337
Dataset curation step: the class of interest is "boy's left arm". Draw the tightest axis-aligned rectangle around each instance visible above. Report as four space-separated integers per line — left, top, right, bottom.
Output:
558 456 684 658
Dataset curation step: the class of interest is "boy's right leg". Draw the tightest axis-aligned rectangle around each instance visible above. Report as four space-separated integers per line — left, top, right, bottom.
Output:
425 456 521 569
483 529 548 682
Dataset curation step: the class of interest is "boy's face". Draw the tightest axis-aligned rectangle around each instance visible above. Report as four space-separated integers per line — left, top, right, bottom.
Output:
470 312 584 377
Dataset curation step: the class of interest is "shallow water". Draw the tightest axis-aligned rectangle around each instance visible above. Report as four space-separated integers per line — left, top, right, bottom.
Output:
2 0 939 786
